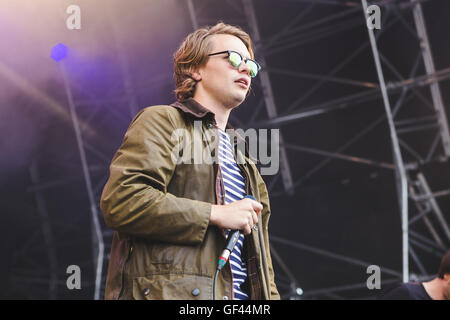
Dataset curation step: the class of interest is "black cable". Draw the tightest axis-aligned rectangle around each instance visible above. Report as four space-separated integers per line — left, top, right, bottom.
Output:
213 269 220 300
212 195 256 300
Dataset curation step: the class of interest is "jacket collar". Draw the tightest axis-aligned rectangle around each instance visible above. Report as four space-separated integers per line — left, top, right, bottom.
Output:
170 98 234 130
170 98 214 119
170 98 257 164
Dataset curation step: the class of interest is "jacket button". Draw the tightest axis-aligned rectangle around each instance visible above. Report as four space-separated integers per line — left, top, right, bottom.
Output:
191 288 200 297
143 288 150 296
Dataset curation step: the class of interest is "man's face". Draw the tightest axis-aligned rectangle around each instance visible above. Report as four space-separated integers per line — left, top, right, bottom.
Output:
195 34 252 109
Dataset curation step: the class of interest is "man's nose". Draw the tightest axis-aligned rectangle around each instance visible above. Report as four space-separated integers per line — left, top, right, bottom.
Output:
238 60 251 76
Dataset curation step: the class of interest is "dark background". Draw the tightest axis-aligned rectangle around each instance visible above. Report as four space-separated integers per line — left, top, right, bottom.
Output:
0 0 449 299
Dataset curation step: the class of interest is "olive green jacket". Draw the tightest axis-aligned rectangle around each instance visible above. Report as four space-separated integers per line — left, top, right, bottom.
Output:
100 98 280 300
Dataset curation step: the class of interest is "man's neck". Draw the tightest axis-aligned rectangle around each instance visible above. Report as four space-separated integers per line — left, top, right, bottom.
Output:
422 278 446 300
192 94 231 131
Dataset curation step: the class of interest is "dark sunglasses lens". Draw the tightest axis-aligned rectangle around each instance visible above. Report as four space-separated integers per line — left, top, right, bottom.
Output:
228 51 242 68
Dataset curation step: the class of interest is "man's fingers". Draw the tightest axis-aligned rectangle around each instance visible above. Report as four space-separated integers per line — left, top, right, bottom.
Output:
243 223 252 235
249 199 263 215
247 214 254 230
251 210 258 225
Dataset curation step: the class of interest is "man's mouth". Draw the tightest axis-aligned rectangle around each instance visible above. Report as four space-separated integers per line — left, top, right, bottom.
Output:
234 78 249 88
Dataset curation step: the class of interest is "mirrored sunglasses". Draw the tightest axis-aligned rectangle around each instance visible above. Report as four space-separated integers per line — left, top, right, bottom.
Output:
208 50 261 78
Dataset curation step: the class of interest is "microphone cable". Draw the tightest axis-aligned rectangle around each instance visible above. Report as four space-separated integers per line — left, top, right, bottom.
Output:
212 195 256 300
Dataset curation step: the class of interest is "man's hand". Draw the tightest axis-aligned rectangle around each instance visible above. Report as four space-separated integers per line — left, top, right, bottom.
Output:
210 198 263 235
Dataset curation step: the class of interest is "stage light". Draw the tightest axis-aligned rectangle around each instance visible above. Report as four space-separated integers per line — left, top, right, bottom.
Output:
51 43 68 61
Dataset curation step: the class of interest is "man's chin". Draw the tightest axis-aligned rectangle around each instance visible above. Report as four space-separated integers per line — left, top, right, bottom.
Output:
221 92 247 109
231 93 247 107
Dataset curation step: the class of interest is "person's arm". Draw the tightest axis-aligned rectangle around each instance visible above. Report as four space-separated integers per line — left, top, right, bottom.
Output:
256 172 281 300
100 106 211 245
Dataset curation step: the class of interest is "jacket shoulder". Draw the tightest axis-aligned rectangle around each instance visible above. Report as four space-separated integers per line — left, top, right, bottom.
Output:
131 105 185 128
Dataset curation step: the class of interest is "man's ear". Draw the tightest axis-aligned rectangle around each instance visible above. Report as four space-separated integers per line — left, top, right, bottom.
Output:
191 70 202 81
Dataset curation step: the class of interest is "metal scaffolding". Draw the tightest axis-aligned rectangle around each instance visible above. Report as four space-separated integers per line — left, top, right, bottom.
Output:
188 0 449 298
265 0 449 298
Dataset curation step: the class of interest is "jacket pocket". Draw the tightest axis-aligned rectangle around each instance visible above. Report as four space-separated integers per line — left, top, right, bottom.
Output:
132 273 212 300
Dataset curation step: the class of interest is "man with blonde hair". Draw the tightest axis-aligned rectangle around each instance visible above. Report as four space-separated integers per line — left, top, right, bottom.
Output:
100 22 280 300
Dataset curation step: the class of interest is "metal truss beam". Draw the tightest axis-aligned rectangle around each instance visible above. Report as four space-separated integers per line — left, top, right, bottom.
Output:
265 15 364 57
409 182 446 251
271 235 403 277
301 278 400 299
262 5 361 53
256 67 450 128
279 3 394 115
270 244 303 299
416 173 450 243
266 67 378 88
409 244 427 276
187 0 199 30
284 0 359 6
29 160 58 299
282 143 395 170
409 229 446 253
362 0 409 282
411 188 450 202
411 0 450 157
243 0 295 194
269 109 392 197
59 61 104 300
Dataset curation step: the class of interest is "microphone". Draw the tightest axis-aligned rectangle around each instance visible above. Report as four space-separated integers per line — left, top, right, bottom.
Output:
216 195 256 271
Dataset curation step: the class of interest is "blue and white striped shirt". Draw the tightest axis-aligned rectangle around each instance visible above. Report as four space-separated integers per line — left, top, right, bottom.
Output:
217 128 248 300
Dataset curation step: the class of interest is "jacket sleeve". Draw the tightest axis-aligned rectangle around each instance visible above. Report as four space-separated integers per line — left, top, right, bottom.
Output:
257 174 281 300
100 106 212 245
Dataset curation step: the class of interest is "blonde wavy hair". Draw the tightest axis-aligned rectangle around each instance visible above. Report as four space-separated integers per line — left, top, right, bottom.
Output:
173 21 254 101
